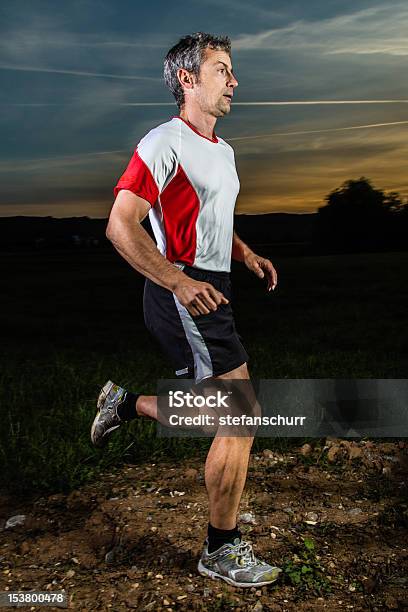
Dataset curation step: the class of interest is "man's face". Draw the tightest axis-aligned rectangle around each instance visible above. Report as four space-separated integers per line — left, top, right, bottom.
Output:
188 47 238 117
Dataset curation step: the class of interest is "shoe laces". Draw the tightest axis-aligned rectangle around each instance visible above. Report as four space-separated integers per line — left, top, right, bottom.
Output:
104 389 124 418
235 540 257 567
100 400 120 425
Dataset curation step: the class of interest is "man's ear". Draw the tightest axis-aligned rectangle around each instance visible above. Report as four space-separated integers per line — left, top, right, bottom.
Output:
177 68 195 90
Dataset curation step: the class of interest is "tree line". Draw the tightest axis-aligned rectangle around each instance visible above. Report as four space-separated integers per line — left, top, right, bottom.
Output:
314 177 408 252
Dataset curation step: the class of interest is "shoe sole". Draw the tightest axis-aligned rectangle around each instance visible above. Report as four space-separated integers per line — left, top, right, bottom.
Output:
90 380 118 448
197 560 281 588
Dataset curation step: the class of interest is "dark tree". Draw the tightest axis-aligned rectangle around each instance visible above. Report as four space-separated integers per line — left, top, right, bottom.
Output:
314 177 408 252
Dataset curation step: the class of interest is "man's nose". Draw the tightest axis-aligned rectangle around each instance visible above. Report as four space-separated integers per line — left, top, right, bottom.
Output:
229 74 238 88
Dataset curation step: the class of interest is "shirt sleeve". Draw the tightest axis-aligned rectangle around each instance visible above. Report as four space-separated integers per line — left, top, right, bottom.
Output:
113 129 177 207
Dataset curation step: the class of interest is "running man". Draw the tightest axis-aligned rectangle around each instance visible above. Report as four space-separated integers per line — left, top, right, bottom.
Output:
91 32 281 587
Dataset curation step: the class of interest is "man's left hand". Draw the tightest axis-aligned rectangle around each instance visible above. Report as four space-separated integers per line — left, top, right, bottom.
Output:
244 253 277 291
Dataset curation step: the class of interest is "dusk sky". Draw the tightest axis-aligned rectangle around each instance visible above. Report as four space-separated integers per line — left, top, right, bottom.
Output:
1 0 408 217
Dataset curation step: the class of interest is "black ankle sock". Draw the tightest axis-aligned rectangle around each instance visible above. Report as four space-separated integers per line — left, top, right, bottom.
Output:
116 391 140 422
207 522 241 554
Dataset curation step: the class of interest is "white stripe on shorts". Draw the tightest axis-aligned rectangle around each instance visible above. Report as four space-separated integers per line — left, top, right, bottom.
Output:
172 294 213 383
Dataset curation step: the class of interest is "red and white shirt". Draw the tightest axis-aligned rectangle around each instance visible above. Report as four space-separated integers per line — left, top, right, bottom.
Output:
113 116 240 272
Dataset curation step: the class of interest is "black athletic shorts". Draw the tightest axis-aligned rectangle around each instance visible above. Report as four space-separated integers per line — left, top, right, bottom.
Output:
143 264 249 383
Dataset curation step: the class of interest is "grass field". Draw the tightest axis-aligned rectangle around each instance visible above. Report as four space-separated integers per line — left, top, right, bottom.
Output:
1 247 407 495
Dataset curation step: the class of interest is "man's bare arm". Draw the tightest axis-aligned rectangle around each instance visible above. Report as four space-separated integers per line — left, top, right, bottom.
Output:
106 190 229 314
231 230 254 263
106 189 185 291
232 230 278 291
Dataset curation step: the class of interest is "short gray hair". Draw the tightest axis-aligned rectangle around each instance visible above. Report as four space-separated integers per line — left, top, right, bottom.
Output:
164 32 231 110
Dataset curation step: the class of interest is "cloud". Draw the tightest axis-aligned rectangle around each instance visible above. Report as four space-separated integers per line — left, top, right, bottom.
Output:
227 119 408 142
0 65 160 80
232 4 408 56
0 150 126 173
0 7 166 81
232 100 408 106
3 99 407 109
190 0 282 22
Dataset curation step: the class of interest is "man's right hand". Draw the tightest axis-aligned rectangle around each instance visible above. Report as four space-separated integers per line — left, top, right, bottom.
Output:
173 277 229 317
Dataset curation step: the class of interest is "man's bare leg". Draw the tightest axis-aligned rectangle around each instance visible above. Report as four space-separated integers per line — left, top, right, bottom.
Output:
136 363 255 527
96 367 255 523
135 396 157 419
136 395 215 432
198 364 282 586
204 362 255 529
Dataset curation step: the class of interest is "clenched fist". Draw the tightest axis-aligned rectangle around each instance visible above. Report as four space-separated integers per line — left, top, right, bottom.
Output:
173 277 229 317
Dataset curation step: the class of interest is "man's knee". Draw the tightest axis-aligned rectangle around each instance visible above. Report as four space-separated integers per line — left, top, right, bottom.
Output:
212 362 262 436
213 362 249 380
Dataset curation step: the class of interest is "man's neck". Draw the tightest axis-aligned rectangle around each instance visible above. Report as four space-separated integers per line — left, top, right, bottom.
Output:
179 107 217 141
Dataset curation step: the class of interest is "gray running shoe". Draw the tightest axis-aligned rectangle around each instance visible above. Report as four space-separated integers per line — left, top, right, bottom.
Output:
198 537 282 587
90 380 126 447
